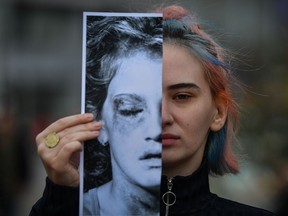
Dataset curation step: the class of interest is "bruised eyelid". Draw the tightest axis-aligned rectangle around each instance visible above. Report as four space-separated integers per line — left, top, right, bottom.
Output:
113 94 145 107
112 94 147 119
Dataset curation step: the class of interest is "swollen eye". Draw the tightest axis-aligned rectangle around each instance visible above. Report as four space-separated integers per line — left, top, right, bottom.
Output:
119 108 143 117
113 94 146 118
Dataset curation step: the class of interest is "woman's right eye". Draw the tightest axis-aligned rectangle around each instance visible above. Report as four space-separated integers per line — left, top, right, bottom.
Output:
173 93 192 101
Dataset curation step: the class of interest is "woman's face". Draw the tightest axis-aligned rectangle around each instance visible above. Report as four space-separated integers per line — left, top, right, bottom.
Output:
162 44 224 177
101 52 162 188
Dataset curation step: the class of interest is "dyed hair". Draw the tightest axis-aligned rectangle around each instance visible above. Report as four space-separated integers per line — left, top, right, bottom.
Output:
160 5 239 175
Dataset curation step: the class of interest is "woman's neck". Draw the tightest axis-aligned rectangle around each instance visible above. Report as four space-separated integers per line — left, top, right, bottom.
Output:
162 155 203 177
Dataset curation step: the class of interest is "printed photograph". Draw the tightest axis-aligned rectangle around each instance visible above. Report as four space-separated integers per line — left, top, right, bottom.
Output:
80 12 163 216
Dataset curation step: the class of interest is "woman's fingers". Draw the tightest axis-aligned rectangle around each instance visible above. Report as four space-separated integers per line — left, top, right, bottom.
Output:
35 113 102 186
54 130 100 156
37 115 101 158
37 129 99 161
58 121 102 140
36 113 95 145
56 141 82 168
48 141 83 187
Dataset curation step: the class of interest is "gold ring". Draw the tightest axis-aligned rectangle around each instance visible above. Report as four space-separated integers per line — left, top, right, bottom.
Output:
45 132 60 148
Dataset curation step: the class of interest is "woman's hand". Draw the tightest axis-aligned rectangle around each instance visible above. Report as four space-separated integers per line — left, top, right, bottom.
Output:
35 113 101 187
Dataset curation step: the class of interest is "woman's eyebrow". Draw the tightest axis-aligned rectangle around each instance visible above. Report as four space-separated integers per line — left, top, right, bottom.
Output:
168 83 200 90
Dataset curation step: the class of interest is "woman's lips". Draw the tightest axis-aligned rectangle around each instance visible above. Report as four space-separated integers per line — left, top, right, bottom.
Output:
162 133 179 147
139 150 162 168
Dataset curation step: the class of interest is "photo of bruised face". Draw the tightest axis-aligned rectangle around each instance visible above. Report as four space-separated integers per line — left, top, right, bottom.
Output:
82 14 162 216
101 52 162 189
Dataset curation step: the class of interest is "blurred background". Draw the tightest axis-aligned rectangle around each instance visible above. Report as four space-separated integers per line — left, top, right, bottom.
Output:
0 0 287 215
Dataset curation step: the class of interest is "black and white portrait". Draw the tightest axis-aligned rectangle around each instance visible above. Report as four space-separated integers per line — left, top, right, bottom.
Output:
80 12 163 216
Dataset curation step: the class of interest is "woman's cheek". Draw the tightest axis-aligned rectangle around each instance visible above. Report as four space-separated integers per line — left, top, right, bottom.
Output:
111 112 146 135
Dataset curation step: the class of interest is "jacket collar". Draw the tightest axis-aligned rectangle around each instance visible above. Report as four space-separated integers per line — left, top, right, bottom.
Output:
160 162 215 215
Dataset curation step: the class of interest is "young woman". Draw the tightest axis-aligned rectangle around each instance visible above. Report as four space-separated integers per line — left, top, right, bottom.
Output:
30 5 274 216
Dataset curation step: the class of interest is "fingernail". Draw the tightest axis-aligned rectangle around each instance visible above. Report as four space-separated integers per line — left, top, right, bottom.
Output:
84 113 94 119
91 121 101 127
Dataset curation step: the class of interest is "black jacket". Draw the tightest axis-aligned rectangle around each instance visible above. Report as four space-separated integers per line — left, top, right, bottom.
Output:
30 165 274 216
160 163 274 216
29 178 79 216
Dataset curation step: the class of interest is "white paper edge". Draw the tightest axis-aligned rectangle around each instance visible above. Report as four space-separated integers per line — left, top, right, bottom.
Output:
83 12 162 17
79 12 87 216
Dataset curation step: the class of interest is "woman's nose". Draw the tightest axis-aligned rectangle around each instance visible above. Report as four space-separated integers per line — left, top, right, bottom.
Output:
145 103 162 142
162 98 173 127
